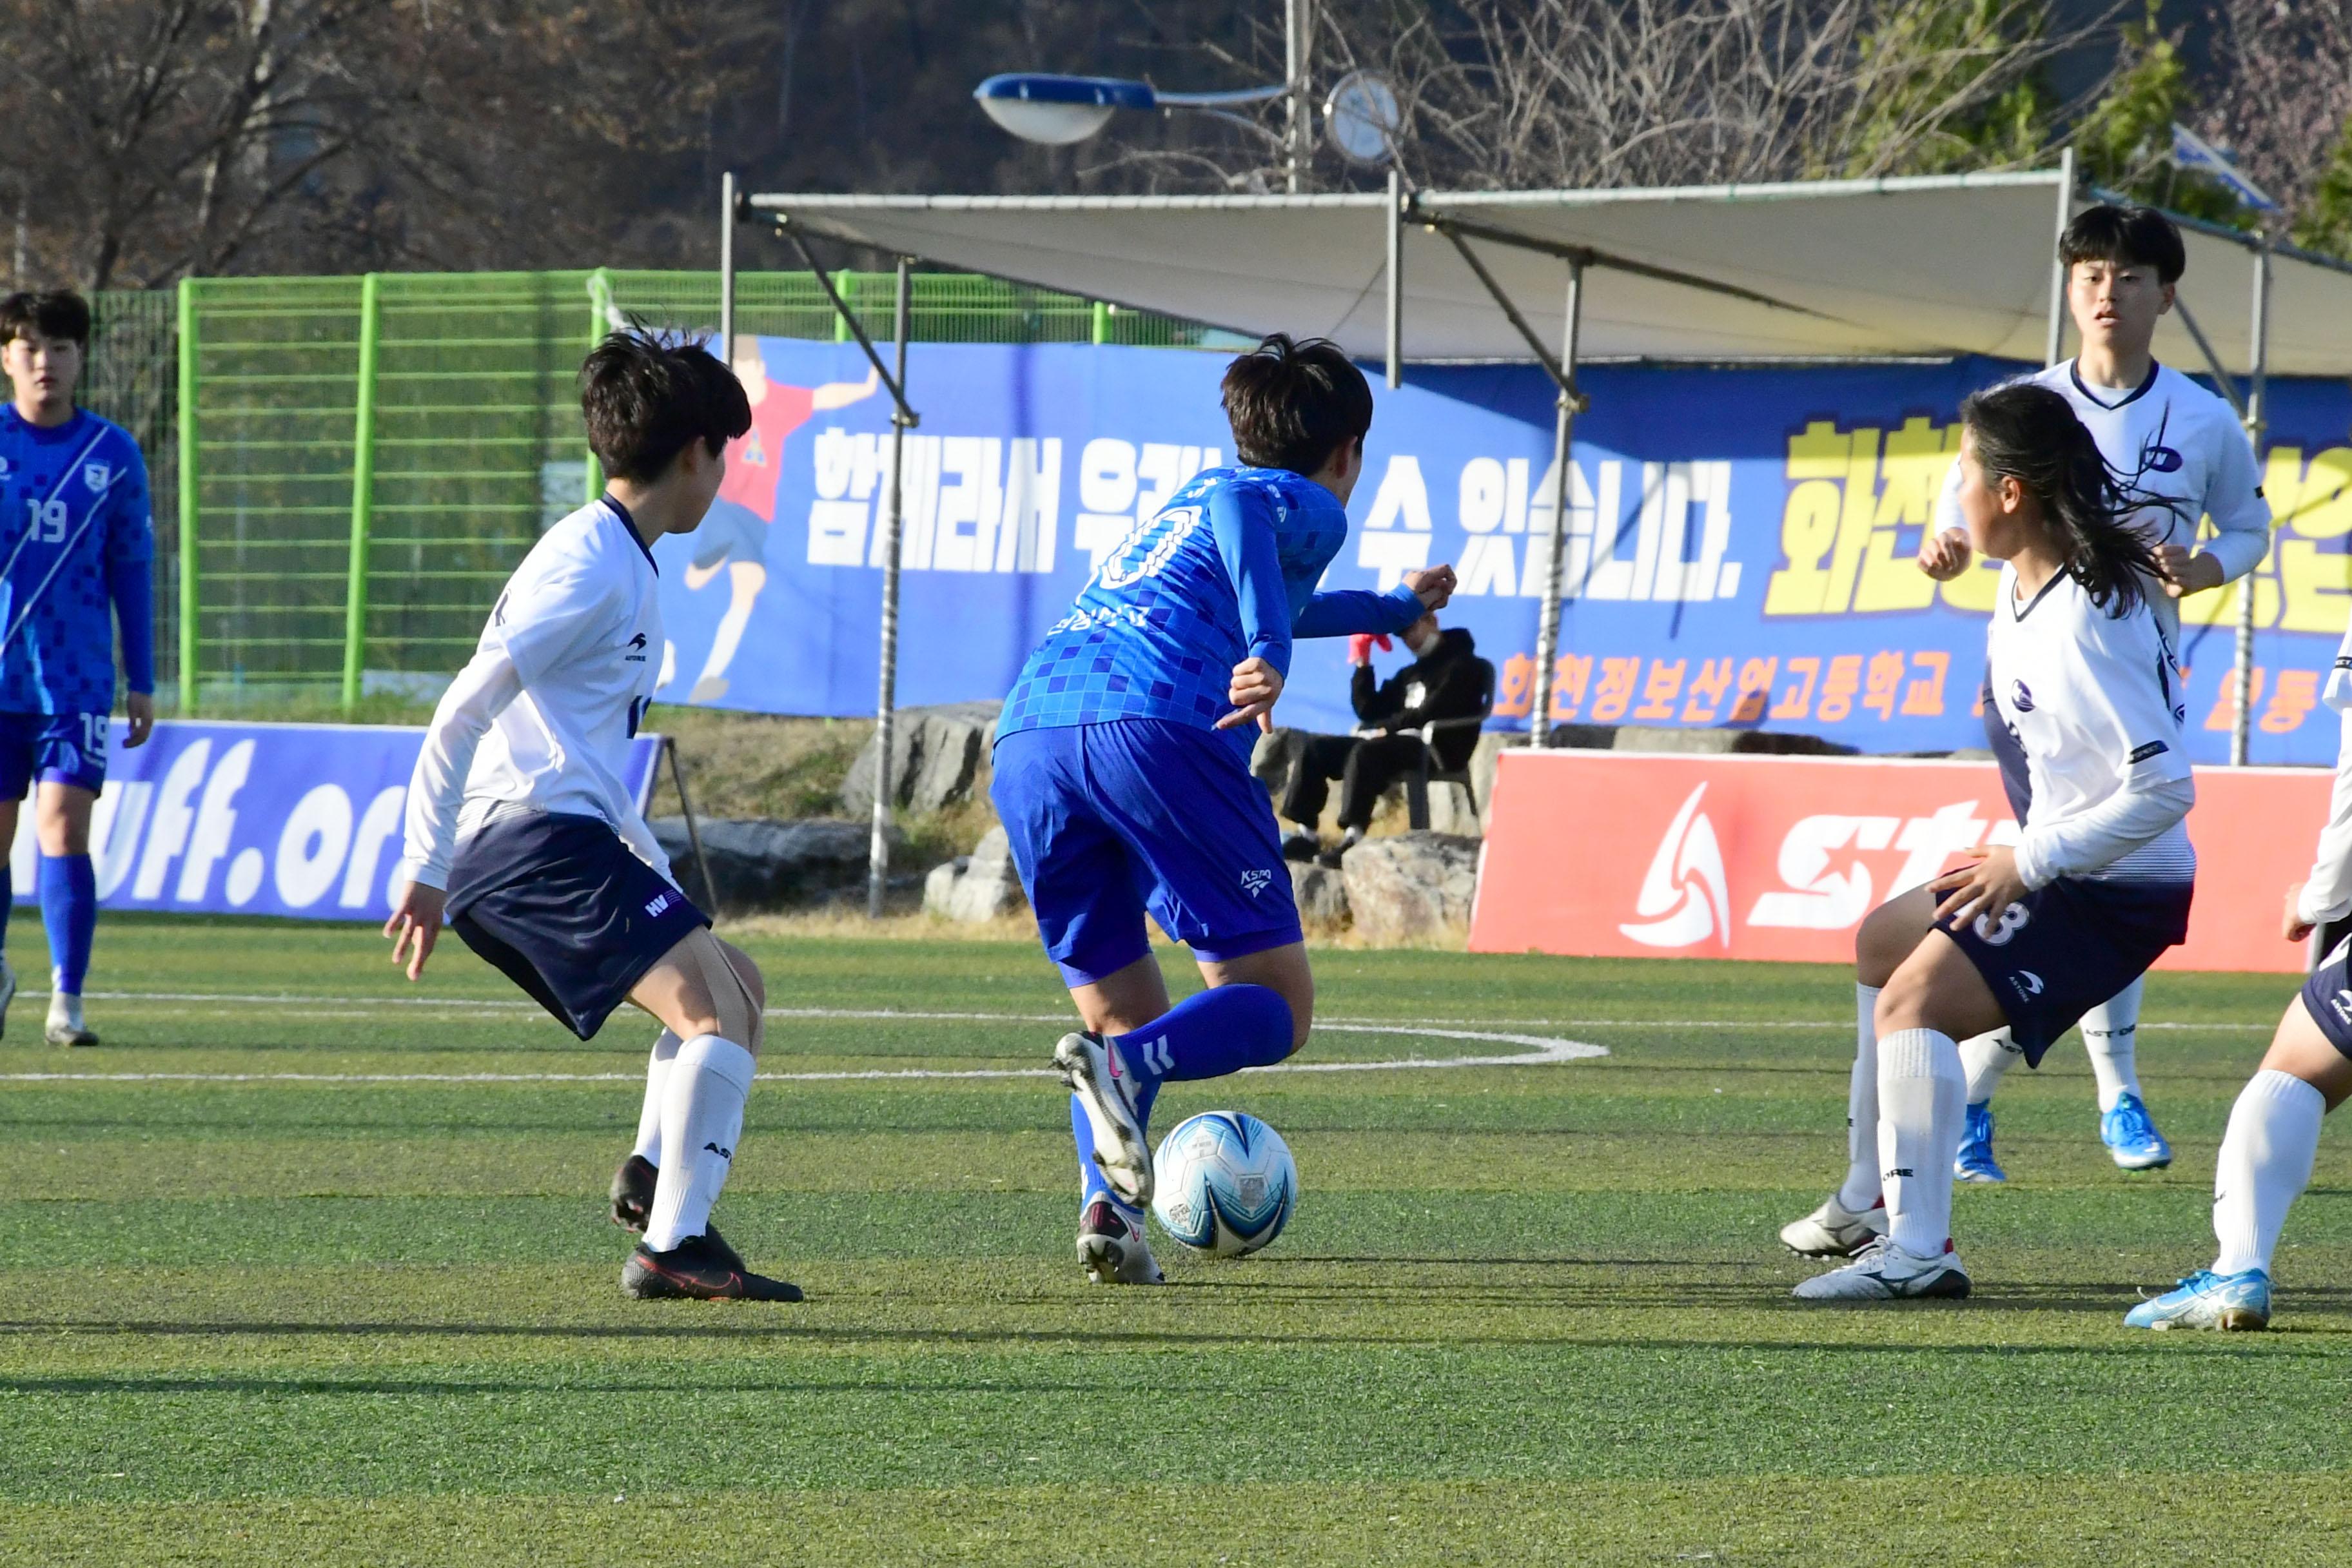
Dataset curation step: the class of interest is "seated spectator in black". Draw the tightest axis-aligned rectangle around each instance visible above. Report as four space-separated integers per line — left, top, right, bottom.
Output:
1280 614 1493 867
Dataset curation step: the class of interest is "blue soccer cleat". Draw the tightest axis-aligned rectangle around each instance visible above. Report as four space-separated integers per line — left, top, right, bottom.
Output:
2101 1092 2172 1171
1954 1101 2006 1184
2124 1268 2270 1331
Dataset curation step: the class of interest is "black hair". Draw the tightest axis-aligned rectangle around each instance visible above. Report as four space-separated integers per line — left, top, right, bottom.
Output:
2059 204 2186 286
0 289 91 348
579 327 750 484
1219 333 1373 475
1960 382 2171 616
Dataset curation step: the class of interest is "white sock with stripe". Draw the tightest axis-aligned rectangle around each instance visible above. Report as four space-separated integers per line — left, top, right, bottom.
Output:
632 1031 683 1164
2082 977 2144 1113
1960 1029 2024 1107
1836 985 1883 1213
2212 1069 2325 1277
643 1034 756 1252
1878 1028 1966 1257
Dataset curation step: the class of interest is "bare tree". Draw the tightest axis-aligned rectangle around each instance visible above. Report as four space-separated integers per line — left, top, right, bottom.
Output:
2197 0 2352 233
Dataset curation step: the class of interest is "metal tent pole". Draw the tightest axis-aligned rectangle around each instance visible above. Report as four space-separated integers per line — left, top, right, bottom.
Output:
1526 262 1585 749
2045 146 2075 368
868 258 913 919
1284 0 1310 194
1384 168 1403 389
720 172 738 361
2232 240 2271 767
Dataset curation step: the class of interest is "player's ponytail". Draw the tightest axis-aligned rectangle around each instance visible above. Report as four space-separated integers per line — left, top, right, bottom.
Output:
1959 382 2173 616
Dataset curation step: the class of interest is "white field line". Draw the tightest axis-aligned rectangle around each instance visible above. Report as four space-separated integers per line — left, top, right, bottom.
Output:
0 995 1607 1083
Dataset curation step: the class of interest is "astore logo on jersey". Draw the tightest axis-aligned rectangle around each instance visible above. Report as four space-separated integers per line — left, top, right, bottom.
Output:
1618 785 1731 949
2011 680 2035 712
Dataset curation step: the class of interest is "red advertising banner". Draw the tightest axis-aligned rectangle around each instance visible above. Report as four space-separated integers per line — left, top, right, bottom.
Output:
1469 750 2329 974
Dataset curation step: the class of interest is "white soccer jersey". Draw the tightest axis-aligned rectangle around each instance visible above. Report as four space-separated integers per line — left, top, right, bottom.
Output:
401 497 668 889
2293 618 2352 926
1937 360 2271 642
1986 566 2195 889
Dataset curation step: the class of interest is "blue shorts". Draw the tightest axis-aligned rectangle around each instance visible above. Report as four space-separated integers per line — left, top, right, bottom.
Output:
1937 877 2193 1063
446 810 709 1041
992 718 1301 986
0 710 108 798
2300 937 2352 1059
689 505 767 572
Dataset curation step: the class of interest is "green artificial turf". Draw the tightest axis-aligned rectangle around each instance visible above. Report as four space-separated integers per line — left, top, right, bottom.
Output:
3 917 2346 1564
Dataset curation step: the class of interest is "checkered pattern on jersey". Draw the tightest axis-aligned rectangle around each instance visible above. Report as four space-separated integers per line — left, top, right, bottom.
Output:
999 467 1349 738
0 410 152 714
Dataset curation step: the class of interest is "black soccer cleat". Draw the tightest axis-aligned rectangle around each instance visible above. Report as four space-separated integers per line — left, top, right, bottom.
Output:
609 1154 656 1231
622 1233 801 1302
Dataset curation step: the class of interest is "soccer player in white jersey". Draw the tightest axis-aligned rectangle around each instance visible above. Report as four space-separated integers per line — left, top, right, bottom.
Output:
1784 384 2196 1300
1918 204 2268 1184
385 329 799 1302
2122 607 2352 1331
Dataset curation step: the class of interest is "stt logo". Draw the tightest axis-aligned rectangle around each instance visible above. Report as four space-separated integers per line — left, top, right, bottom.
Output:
1618 784 1731 950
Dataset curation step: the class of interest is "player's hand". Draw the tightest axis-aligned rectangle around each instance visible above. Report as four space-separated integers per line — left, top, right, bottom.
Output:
1218 656 1284 733
1917 527 1973 582
2286 881 2317 944
1404 565 1456 612
1929 847 2028 929
1348 632 1392 667
385 880 447 981
122 692 154 749
2153 544 2226 599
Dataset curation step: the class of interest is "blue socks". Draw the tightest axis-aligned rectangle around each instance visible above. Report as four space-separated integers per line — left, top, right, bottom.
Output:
39 854 94 994
1071 985 1297 1213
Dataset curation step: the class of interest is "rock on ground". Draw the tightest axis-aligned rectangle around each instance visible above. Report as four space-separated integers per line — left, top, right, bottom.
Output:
652 816 903 914
842 701 1003 816
923 825 1026 924
1288 861 1350 928
1340 832 1480 944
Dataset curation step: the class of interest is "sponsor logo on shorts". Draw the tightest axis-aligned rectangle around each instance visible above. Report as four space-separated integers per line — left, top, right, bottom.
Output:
2128 741 2170 763
2331 989 2352 1029
2010 680 2035 713
1240 868 1273 897
2009 970 2045 1001
645 891 674 918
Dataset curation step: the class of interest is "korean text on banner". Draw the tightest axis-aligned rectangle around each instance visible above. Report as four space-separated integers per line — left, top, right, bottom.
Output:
1469 749 2324 975
8 721 663 922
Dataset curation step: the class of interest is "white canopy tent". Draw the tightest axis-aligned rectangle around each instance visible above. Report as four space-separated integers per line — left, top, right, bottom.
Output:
732 166 2352 904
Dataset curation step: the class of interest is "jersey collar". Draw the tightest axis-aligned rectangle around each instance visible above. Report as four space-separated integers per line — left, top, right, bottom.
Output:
2007 568 2070 623
2069 358 2161 411
600 495 660 575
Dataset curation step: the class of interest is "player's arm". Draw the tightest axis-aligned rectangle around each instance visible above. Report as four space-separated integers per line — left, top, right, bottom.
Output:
387 645 525 977
1208 484 1297 731
2288 702 2352 941
103 447 157 747
1292 566 1452 638
2155 421 2270 598
812 365 882 410
1917 462 1973 581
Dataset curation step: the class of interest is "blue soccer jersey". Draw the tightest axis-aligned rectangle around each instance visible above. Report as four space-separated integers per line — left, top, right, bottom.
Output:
0 406 154 714
999 466 1420 740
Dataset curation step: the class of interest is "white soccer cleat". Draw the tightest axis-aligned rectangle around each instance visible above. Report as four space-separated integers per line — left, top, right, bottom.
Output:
44 990 96 1049
1054 1031 1153 1208
1076 1197 1164 1286
1779 1193 1888 1258
1792 1237 1972 1302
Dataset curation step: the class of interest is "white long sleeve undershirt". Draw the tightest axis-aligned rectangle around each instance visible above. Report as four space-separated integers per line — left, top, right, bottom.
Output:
2299 705 2352 928
2013 774 2195 890
399 645 525 892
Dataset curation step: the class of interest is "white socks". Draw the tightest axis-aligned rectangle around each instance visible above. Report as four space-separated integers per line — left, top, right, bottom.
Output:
2212 1069 2326 1277
642 1034 756 1251
1836 985 1883 1213
1879 1028 1966 1257
1960 1029 2024 1106
2081 977 2143 1113
631 1031 683 1164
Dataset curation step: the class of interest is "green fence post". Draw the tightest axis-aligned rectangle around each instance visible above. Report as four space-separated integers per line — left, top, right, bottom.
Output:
833 271 855 343
1092 300 1111 346
584 268 612 503
175 277 199 716
341 272 381 714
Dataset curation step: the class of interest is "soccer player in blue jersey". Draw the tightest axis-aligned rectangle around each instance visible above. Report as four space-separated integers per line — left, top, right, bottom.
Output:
993 333 1455 1285
0 291 155 1047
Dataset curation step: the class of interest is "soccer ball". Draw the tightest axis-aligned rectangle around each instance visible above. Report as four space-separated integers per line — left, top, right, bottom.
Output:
1150 1111 1297 1257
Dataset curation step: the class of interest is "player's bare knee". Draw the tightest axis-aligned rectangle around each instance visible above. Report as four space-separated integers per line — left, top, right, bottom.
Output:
718 943 766 1054
1855 901 1922 990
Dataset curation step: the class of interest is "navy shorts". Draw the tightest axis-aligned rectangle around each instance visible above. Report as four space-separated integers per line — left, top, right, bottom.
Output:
1937 877 2193 1064
0 710 108 798
446 810 709 1041
2300 937 2352 1059
992 718 1301 986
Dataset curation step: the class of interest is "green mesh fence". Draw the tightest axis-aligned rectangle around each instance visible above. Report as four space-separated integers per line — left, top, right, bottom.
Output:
117 269 1216 710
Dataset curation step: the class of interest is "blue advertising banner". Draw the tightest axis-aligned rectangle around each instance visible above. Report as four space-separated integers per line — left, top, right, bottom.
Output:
8 722 662 920
659 339 2352 764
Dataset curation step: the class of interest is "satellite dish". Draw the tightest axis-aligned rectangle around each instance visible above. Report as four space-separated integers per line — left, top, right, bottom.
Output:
1324 71 1400 165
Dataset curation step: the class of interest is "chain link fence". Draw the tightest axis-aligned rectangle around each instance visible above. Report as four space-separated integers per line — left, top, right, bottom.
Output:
86 270 1218 712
